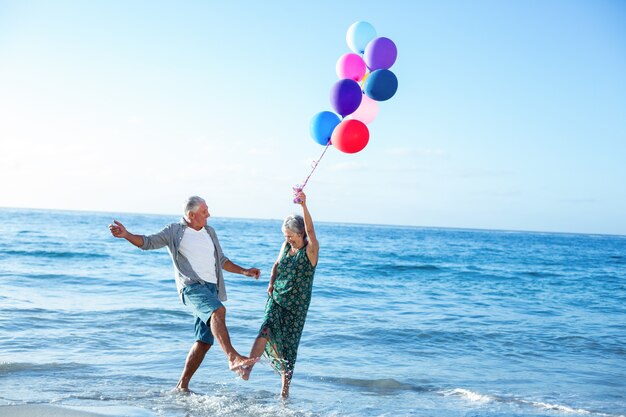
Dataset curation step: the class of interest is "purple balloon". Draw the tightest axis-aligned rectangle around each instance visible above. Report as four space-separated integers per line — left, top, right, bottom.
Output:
364 37 397 70
330 79 363 117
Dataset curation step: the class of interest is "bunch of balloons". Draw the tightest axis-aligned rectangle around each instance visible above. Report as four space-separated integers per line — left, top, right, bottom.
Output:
294 21 398 202
310 21 399 154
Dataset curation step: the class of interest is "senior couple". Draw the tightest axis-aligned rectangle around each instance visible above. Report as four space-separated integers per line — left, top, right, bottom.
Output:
108 191 318 398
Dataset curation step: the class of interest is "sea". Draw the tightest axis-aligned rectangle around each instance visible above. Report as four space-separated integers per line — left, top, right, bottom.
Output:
0 208 625 417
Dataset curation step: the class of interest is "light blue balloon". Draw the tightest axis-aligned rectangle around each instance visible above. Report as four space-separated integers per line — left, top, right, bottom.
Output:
346 21 377 55
310 111 341 145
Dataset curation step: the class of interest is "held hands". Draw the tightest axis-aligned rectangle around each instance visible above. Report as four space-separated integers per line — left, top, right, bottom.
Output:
109 220 129 239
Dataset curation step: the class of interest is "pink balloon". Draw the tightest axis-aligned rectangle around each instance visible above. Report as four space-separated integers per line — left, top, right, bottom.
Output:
347 93 379 124
336 53 367 81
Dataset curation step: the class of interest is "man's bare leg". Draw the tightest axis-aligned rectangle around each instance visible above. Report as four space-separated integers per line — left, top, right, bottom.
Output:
210 306 258 371
176 341 211 391
240 335 268 380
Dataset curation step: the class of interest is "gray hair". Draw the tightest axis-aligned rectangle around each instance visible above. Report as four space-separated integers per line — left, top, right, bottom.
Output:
184 196 206 217
282 214 307 242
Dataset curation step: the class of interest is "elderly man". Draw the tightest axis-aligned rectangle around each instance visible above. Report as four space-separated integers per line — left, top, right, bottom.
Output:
109 196 260 391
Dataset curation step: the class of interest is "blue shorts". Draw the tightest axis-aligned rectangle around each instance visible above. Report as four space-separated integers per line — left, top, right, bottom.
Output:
181 282 224 345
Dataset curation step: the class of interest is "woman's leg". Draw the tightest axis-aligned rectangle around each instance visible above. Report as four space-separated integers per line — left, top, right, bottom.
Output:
241 335 268 380
281 370 293 398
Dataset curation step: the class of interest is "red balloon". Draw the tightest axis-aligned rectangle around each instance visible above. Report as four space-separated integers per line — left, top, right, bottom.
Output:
331 119 370 154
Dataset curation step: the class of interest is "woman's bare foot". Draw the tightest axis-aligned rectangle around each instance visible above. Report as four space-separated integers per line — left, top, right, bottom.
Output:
238 365 252 380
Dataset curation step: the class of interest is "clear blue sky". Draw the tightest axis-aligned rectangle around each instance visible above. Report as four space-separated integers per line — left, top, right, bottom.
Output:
1 1 625 235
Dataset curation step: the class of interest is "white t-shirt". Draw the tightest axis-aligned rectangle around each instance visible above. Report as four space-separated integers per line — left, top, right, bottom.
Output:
178 227 218 284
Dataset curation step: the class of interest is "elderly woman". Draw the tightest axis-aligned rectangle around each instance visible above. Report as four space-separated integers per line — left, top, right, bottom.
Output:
241 191 319 398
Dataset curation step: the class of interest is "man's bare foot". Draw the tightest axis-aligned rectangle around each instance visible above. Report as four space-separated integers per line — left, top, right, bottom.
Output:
173 386 191 394
229 356 258 371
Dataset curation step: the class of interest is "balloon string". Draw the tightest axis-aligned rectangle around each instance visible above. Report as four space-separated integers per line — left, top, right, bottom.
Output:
299 141 332 190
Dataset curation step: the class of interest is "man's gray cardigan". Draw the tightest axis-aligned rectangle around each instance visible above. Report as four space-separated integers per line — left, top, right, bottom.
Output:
140 218 229 301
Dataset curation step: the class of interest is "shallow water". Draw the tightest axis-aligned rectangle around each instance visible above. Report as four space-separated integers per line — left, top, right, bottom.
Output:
1 208 625 416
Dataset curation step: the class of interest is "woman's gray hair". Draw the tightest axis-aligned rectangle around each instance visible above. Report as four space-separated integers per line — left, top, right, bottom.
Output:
184 196 206 217
282 214 307 242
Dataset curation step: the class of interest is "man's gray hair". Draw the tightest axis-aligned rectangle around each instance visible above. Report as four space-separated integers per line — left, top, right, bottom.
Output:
184 196 206 217
282 214 307 242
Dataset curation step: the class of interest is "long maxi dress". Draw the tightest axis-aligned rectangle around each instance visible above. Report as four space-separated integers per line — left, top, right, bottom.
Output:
259 243 316 377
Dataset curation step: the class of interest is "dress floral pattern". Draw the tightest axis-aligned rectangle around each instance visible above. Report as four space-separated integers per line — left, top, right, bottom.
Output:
259 243 316 377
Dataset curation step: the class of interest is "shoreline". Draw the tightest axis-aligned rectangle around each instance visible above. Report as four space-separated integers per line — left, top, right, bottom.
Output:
0 404 154 417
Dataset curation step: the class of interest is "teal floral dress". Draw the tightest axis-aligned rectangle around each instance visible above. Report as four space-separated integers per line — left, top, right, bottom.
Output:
259 243 316 377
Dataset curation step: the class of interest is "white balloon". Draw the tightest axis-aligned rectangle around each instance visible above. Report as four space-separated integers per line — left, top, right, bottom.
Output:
346 21 377 55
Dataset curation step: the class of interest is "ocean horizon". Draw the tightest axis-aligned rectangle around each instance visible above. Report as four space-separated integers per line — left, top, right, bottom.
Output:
1 206 623 238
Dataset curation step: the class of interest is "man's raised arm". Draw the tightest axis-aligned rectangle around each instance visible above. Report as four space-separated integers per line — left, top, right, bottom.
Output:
109 220 145 248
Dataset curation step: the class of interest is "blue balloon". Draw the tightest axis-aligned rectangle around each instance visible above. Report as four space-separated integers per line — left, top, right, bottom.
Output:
346 21 377 54
364 69 398 101
310 111 341 145
330 79 363 117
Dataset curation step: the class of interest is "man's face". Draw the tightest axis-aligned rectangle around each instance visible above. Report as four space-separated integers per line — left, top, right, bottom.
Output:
189 202 210 229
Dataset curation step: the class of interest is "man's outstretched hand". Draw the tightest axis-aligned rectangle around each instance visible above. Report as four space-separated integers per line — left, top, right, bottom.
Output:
109 220 128 239
244 268 261 280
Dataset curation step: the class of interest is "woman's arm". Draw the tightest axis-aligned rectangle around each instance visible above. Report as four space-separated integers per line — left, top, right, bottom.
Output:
268 241 287 295
297 192 319 267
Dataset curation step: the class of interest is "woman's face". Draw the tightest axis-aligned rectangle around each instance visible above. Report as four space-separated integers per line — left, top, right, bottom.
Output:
283 228 304 248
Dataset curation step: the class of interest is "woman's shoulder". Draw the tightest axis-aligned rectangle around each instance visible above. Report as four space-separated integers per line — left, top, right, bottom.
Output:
300 245 317 267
